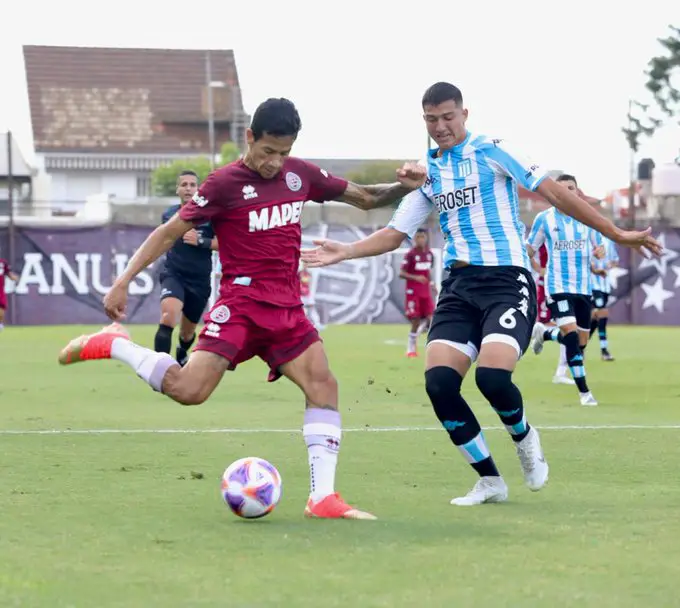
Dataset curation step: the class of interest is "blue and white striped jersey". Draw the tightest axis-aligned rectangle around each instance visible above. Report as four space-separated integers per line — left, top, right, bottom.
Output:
388 132 548 270
590 237 619 293
527 208 603 296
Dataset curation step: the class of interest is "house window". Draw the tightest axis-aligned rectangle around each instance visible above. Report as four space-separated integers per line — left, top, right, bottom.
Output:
136 175 152 198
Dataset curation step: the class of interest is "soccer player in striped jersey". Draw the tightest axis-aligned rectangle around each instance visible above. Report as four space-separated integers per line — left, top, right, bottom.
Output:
530 245 572 385
527 174 604 406
590 237 620 361
302 82 661 507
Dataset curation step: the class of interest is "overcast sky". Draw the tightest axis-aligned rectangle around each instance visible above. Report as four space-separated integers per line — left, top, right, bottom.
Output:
1 0 678 197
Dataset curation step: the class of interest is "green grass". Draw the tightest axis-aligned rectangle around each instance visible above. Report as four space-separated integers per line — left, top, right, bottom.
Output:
1 324 679 607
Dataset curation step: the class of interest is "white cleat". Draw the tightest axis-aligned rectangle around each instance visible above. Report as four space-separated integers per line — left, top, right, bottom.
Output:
450 476 508 506
515 427 549 491
530 322 546 355
553 374 575 385
580 392 598 407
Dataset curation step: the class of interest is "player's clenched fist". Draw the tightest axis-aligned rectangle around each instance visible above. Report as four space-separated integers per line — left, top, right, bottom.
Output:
396 162 427 190
103 282 128 321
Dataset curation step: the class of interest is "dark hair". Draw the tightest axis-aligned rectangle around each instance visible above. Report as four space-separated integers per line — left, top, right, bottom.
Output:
250 98 302 141
422 82 463 108
415 228 428 235
556 173 578 186
178 170 198 180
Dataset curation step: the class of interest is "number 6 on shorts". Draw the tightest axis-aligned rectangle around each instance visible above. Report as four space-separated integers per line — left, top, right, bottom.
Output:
499 307 517 329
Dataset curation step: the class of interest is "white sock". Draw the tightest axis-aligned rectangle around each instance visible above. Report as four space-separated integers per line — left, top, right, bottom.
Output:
407 332 417 352
111 337 178 392
556 343 568 374
0 323 4 332
303 409 341 502
416 320 428 335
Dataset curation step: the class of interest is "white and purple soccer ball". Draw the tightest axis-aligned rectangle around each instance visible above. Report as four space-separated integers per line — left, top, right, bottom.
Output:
221 457 282 519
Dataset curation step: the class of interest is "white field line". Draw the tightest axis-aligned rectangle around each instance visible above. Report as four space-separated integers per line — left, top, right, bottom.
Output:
1 424 680 436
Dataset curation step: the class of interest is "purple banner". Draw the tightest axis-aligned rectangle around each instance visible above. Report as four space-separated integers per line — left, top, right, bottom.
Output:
0 224 679 326
0 224 162 325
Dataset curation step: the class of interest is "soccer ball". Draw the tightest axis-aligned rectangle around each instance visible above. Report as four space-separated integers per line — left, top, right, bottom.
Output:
221 457 282 519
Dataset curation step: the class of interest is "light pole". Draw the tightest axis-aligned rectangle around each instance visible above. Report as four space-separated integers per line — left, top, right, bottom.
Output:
205 50 226 169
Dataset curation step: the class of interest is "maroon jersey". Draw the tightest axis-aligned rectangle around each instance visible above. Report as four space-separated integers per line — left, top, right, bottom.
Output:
538 244 548 269
179 158 347 307
0 259 11 293
401 247 433 297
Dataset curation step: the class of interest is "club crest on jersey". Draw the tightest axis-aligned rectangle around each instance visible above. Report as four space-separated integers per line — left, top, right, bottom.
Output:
285 172 302 192
210 305 231 324
242 185 258 200
456 159 472 178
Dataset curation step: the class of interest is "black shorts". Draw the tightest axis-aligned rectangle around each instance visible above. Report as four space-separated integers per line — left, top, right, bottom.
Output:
428 265 538 361
548 293 592 330
592 290 609 310
159 272 210 324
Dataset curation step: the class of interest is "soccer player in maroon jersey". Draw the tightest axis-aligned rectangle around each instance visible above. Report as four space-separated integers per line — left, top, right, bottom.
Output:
57 97 427 520
0 257 19 331
399 228 435 357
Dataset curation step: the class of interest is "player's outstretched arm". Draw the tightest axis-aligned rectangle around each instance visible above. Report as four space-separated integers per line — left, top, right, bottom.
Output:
301 227 407 268
338 162 427 210
536 178 663 258
103 214 194 321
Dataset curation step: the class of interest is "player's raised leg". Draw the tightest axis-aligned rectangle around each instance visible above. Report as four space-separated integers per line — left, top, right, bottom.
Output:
477 287 549 492
58 323 229 405
476 338 548 492
280 341 376 520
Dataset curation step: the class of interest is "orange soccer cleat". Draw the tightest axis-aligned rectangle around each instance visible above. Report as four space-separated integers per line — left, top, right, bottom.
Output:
58 323 130 365
304 493 377 520
407 351 418 358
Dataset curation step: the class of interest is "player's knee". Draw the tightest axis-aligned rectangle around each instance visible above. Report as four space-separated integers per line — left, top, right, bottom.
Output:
173 386 208 406
425 367 463 417
475 367 513 401
163 374 208 406
160 311 178 327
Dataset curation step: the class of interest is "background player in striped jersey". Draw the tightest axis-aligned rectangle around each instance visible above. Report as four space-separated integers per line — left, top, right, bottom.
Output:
302 82 661 507
527 174 604 406
590 237 620 361
530 244 572 385
399 227 435 357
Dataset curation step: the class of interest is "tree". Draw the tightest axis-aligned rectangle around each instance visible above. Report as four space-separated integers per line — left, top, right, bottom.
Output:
345 160 407 186
151 157 214 197
151 142 242 196
624 25 680 153
644 25 680 120
219 141 241 164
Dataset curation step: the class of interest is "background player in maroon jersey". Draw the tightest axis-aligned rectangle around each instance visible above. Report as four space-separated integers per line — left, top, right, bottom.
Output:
0 257 19 332
58 97 426 521
399 228 435 357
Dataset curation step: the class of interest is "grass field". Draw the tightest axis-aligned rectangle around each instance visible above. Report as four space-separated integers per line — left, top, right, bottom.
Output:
1 324 679 607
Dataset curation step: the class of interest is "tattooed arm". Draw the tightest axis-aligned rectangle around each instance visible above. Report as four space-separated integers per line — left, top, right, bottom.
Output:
338 162 427 210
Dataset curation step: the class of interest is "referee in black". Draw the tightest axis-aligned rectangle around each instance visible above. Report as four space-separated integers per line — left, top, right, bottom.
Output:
154 170 217 365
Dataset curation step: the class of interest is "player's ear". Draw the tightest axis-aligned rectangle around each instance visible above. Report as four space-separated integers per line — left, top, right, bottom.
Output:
245 128 255 146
